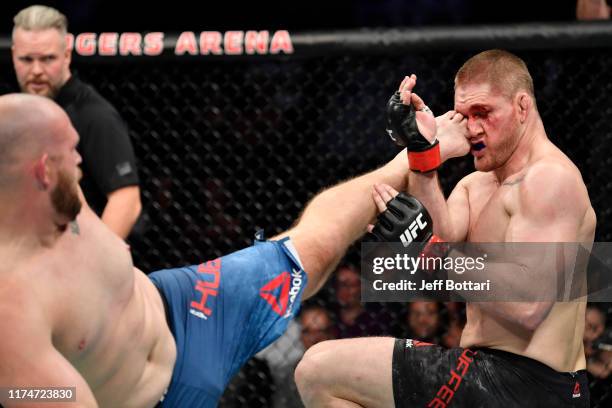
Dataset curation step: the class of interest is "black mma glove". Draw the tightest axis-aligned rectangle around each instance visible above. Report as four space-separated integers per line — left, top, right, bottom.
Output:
369 192 447 258
386 92 441 172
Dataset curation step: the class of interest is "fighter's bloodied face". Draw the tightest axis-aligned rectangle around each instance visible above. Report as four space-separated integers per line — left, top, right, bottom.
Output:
454 82 521 172
12 28 71 99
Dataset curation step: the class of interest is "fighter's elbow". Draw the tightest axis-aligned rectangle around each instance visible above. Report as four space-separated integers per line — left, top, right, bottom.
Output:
520 313 542 332
519 302 552 331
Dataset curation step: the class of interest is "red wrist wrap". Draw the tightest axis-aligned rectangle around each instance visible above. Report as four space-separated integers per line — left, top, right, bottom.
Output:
407 141 441 172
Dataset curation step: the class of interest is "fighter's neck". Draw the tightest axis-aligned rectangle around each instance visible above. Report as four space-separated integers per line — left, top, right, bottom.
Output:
0 200 65 250
493 118 548 183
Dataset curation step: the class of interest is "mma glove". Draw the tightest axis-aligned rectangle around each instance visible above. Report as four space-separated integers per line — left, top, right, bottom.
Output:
368 192 448 260
386 92 441 172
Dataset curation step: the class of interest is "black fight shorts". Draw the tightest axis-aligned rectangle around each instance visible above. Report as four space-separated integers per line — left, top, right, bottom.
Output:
392 339 589 408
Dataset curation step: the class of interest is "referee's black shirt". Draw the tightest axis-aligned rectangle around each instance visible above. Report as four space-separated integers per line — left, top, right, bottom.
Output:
55 76 140 216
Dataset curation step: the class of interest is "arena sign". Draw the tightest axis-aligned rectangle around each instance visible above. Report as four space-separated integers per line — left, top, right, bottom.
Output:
65 30 293 56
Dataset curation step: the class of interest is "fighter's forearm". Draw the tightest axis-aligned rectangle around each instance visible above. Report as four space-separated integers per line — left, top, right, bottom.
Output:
445 248 557 330
407 171 454 240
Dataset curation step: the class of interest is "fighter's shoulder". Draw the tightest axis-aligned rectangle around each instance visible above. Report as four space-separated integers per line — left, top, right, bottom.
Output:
0 245 51 280
0 281 52 347
520 158 589 212
0 291 63 386
523 157 585 193
0 246 66 330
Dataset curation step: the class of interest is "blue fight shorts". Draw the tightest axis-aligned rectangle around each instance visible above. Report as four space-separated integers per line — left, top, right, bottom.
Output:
148 236 307 408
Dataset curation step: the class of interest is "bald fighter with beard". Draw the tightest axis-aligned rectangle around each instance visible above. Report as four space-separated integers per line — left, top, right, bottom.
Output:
0 93 470 407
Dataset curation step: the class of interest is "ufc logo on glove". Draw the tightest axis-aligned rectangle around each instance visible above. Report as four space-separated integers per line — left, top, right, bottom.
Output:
400 213 428 246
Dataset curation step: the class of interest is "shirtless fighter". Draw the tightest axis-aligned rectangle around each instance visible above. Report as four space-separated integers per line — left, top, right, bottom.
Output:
295 50 596 407
0 93 469 407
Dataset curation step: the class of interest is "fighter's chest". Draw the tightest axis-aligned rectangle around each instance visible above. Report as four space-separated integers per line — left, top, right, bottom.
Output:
57 213 134 293
466 181 519 242
46 214 135 357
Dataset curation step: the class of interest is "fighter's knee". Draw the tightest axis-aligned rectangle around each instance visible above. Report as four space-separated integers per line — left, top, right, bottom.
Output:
295 340 338 400
295 342 325 387
294 355 314 398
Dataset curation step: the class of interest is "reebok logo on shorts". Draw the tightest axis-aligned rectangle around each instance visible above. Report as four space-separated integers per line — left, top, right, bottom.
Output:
259 268 303 318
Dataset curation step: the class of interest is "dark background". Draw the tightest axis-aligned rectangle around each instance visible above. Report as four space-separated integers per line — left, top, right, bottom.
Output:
1 0 578 33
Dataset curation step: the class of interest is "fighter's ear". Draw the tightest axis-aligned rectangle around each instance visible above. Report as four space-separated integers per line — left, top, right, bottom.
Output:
516 92 531 123
33 153 51 190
